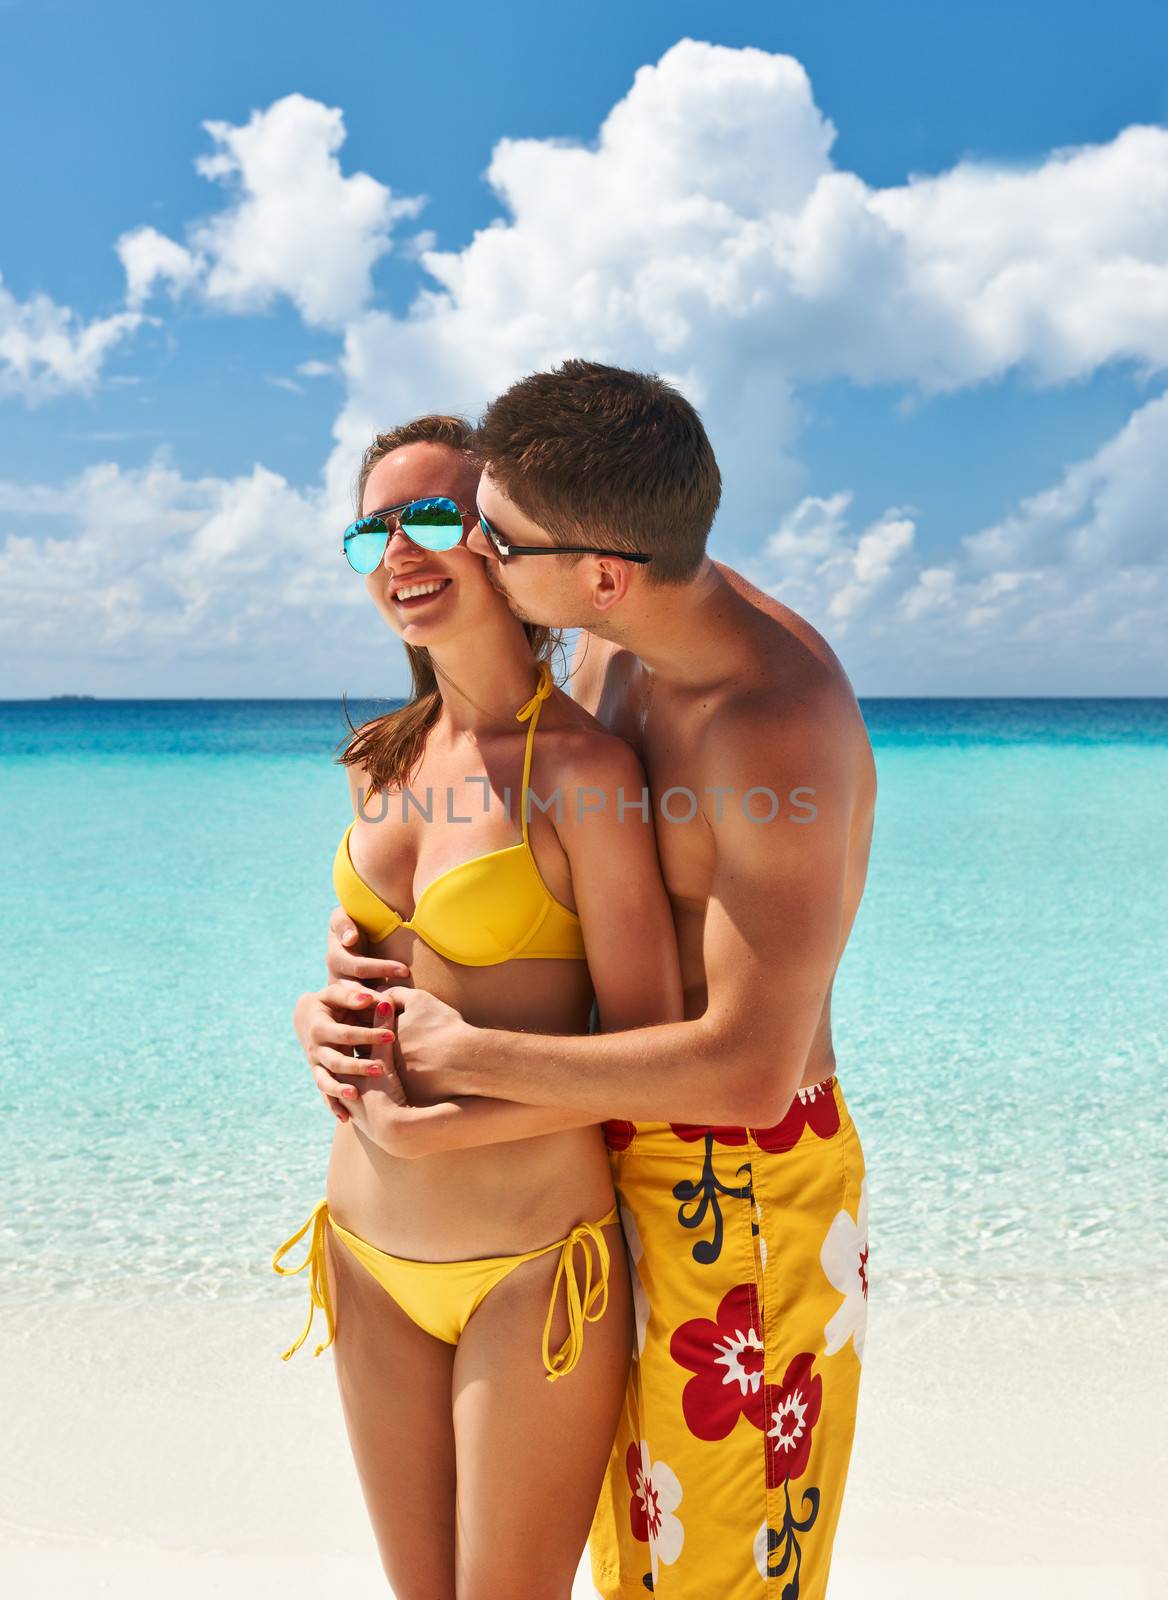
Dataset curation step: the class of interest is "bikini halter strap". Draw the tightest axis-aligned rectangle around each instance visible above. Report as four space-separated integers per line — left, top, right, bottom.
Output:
514 660 554 724
515 662 554 846
358 664 552 825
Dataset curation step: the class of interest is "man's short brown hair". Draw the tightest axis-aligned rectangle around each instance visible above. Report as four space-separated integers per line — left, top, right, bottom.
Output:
476 359 721 583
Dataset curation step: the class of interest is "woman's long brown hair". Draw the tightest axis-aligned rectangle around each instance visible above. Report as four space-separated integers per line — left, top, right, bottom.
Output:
336 414 562 797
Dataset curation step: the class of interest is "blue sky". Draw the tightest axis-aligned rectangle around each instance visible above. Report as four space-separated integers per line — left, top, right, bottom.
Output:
2 0 1166 696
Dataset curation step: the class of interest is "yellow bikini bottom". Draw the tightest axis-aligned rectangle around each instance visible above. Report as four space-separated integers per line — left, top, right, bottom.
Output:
272 1198 620 1384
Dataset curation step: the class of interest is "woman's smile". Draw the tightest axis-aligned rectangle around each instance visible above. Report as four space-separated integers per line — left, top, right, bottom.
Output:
389 574 454 608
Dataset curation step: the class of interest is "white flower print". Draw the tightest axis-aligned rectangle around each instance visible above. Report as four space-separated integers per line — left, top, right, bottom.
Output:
767 1382 811 1459
619 1196 650 1358
820 1174 869 1361
631 1441 685 1584
753 1519 772 1579
712 1320 765 1399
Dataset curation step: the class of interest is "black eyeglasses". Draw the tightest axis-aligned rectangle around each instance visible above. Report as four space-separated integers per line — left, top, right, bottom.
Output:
477 506 652 565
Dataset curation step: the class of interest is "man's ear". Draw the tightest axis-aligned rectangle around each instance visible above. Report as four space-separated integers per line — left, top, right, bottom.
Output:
589 557 634 615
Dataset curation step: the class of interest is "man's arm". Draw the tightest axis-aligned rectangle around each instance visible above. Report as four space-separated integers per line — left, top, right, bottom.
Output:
389 690 859 1127
293 975 599 1142
346 1073 600 1157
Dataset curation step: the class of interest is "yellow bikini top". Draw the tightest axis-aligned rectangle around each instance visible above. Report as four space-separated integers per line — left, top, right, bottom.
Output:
332 662 588 967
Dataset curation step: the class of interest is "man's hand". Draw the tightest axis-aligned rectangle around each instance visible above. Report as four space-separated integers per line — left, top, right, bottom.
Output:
293 983 399 1123
326 905 412 989
383 986 476 1104
339 1059 434 1157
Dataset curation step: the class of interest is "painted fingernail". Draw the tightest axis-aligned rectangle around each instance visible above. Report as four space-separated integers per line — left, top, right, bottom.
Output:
379 1031 395 1043
355 992 374 1006
343 1086 358 1100
374 1002 391 1021
366 1062 383 1075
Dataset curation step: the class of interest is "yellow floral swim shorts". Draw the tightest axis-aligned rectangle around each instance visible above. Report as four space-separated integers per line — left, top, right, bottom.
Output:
588 1074 868 1599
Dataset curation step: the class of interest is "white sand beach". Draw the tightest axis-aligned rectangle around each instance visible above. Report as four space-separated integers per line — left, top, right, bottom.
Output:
2 1294 1162 1598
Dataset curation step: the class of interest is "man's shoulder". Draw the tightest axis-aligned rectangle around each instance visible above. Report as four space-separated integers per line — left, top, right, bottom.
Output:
705 575 868 777
707 675 861 787
714 559 846 670
699 643 873 851
568 630 633 711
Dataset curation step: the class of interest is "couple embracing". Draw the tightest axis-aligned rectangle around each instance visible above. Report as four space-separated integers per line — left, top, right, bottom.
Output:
273 360 874 1599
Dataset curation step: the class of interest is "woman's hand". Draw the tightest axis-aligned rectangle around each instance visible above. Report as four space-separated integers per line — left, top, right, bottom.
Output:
293 983 400 1123
297 908 412 1120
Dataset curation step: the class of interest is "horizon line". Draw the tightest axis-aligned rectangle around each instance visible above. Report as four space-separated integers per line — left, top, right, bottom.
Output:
5 694 1168 705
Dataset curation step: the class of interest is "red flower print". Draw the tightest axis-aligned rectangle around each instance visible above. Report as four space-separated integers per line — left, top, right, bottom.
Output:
626 1442 649 1541
751 1077 840 1153
762 1353 822 1486
603 1119 636 1152
670 1283 766 1439
670 1120 749 1144
670 1076 839 1153
626 1441 653 1542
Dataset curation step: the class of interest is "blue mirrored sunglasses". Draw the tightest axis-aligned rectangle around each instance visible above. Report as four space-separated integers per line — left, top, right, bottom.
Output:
342 497 471 573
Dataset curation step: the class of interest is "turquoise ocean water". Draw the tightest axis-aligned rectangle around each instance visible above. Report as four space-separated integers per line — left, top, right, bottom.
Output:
1 698 1165 1310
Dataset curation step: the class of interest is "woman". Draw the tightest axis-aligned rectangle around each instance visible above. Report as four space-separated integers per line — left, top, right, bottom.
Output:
273 414 683 1600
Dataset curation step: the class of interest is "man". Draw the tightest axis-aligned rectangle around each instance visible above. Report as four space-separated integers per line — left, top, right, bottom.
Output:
297 361 875 1598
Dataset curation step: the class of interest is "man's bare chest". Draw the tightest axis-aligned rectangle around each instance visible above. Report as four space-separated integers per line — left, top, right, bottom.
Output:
593 671 716 908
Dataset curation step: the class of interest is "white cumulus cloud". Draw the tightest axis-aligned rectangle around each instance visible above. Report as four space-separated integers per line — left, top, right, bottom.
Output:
963 389 1168 571
751 492 917 633
0 273 142 403
753 390 1168 691
322 38 1168 529
117 94 425 330
0 455 380 694
5 41 1168 694
117 227 205 308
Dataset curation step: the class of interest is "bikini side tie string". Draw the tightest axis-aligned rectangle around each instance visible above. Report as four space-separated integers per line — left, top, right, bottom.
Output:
541 1213 614 1383
271 1198 337 1361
